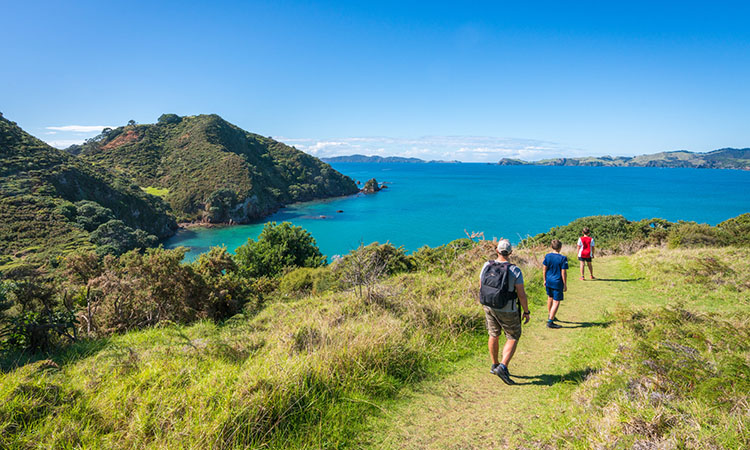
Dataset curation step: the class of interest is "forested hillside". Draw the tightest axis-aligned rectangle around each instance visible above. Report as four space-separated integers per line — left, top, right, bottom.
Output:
72 114 359 222
0 114 176 268
498 147 750 169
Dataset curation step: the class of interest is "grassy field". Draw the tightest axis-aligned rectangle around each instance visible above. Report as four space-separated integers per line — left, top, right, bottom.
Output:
141 186 170 198
1 245 748 449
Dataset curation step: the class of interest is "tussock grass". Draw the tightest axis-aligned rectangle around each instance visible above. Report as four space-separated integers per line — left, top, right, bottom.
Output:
552 306 750 449
631 246 750 309
537 246 750 449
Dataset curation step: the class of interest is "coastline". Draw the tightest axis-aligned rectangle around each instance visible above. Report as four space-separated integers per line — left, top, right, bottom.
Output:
172 189 372 232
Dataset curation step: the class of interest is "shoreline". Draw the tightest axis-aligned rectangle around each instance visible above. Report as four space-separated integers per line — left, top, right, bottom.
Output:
173 189 372 232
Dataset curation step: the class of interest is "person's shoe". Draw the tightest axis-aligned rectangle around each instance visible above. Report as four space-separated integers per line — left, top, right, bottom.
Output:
590 276 596 280
547 320 562 329
490 363 500 375
579 277 585 281
495 364 515 385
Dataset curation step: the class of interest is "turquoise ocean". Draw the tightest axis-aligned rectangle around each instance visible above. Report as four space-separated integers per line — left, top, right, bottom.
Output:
166 163 750 260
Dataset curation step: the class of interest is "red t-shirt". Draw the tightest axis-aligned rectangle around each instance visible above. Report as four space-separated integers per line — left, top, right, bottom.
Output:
577 236 594 258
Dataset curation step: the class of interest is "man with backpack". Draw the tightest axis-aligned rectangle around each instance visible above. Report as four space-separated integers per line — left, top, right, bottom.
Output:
479 239 530 385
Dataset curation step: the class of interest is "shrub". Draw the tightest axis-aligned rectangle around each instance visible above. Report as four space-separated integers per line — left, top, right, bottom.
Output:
717 213 750 246
193 246 250 320
410 238 475 272
279 267 316 295
520 215 634 249
234 222 325 278
667 222 724 248
73 200 115 232
0 265 76 352
89 220 158 255
157 113 182 125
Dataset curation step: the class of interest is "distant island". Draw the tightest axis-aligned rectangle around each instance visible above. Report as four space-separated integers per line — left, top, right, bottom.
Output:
322 154 460 164
497 148 750 170
323 148 750 170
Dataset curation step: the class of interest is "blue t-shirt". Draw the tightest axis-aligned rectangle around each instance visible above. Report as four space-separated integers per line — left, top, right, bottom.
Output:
543 252 568 290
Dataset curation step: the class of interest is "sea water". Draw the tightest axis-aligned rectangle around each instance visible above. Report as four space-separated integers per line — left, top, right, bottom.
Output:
166 163 750 260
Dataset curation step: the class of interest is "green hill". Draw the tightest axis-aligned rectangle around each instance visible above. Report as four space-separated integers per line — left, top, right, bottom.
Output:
498 147 750 169
73 114 359 223
0 113 176 268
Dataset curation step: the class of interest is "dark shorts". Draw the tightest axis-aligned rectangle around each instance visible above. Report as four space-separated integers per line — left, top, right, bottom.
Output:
483 306 522 340
546 286 564 301
578 257 592 262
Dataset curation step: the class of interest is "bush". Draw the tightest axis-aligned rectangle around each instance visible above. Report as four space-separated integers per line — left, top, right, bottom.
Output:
410 238 475 272
157 113 182 125
667 222 724 248
234 222 325 278
73 200 115 232
279 267 317 295
0 265 76 352
717 213 750 246
89 220 158 255
278 267 339 296
193 246 251 320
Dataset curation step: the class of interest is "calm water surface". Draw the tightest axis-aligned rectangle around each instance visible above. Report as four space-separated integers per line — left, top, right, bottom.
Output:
166 163 750 260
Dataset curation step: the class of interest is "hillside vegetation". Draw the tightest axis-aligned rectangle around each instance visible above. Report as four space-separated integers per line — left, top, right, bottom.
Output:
72 114 359 223
0 114 176 269
1 214 748 448
498 147 750 169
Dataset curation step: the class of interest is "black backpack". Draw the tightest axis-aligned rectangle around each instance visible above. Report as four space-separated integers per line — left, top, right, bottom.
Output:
480 261 518 309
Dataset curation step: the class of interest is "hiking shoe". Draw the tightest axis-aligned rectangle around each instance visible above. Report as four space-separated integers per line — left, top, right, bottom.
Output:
579 277 585 281
495 364 515 385
490 363 500 375
547 320 562 329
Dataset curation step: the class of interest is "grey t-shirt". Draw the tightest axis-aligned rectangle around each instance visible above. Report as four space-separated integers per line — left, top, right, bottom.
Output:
480 261 523 313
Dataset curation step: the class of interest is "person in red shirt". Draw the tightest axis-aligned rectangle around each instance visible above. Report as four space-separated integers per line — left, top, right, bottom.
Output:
576 227 595 280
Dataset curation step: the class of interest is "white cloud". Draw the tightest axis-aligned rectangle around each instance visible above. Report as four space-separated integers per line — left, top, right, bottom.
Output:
46 125 112 133
277 135 588 162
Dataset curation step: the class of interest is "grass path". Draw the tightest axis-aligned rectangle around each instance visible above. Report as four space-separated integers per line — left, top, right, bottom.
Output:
363 255 653 449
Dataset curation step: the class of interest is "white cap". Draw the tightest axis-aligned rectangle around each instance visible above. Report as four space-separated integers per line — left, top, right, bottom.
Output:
497 239 512 254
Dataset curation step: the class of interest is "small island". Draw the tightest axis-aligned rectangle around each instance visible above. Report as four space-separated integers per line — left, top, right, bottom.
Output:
497 148 750 170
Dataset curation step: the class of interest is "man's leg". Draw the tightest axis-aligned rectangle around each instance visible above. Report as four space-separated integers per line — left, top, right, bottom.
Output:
580 261 585 279
587 261 595 278
547 296 553 315
488 335 499 365
501 338 518 366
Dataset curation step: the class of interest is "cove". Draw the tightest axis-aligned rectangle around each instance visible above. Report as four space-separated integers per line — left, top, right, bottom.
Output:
165 163 750 261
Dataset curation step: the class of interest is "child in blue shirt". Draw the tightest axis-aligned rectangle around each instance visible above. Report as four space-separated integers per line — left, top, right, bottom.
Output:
542 239 568 329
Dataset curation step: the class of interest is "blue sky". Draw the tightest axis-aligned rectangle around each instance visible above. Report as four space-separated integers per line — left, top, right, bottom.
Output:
2 1 749 161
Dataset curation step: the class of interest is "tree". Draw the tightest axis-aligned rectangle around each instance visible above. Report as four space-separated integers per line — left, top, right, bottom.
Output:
234 222 325 278
0 265 76 352
74 200 115 231
61 251 103 335
335 242 388 301
157 114 181 125
89 220 157 255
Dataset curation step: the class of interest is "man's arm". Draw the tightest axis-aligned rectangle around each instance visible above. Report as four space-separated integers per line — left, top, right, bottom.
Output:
516 283 530 324
542 265 547 286
562 269 567 292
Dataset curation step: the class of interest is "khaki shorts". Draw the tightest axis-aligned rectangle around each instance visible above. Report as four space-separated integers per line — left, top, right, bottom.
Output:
483 306 522 340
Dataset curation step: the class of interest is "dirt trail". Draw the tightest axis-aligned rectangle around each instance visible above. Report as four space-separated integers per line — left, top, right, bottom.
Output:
365 256 641 449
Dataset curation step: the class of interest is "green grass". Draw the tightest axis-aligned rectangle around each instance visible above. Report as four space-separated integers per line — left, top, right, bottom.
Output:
1 245 748 449
0 243 499 449
141 186 170 198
